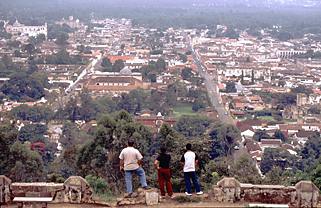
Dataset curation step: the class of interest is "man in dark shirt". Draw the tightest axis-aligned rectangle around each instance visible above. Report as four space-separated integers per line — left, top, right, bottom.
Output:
154 147 173 197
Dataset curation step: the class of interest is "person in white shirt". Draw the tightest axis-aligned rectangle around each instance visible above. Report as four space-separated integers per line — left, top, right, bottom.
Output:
180 143 203 196
119 140 149 197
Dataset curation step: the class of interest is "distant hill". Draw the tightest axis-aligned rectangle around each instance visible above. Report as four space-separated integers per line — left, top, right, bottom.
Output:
2 0 321 9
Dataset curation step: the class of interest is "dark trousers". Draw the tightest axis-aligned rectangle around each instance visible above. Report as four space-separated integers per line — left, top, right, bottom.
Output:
184 171 201 194
158 168 173 196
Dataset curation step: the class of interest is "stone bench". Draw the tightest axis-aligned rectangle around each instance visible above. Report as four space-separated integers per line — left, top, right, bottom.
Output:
13 196 53 208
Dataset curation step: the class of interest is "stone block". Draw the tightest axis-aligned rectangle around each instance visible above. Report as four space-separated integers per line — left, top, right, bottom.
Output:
64 176 93 203
295 181 319 208
0 175 12 204
145 191 159 206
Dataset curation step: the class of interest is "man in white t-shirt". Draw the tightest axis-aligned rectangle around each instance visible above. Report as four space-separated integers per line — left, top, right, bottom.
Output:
180 143 203 196
119 140 149 196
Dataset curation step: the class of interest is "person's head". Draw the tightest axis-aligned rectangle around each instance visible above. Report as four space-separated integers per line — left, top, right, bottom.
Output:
160 147 166 154
186 143 192 151
128 139 134 147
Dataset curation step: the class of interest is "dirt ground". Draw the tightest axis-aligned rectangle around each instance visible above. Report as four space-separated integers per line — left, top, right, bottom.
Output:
2 202 247 208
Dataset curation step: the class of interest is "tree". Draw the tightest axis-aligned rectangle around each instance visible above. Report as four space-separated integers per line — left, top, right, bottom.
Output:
181 67 193 80
291 85 313 96
11 105 53 122
101 57 113 71
225 82 237 93
260 148 297 174
56 145 78 178
9 142 45 182
206 157 232 178
300 132 321 169
174 115 212 138
45 48 84 65
55 32 69 45
209 123 240 159
76 111 153 193
18 124 48 143
112 59 125 72
276 31 293 41
308 106 321 115
274 130 286 142
217 28 239 39
31 71 49 88
0 124 19 176
158 124 182 153
278 80 286 87
264 167 283 185
14 50 22 57
179 53 188 63
62 97 81 121
241 70 244 84
192 98 206 112
274 93 297 108
165 83 178 107
1 72 45 101
312 164 321 190
253 130 270 142
231 155 261 184
251 70 255 84
156 58 166 71
79 92 96 121
36 34 46 44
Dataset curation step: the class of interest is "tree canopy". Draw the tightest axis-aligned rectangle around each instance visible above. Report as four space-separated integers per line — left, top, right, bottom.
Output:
209 123 240 159
1 72 46 101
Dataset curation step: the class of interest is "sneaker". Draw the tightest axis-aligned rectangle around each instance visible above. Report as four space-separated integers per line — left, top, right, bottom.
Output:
170 195 175 199
185 192 192 196
143 186 151 190
196 191 204 195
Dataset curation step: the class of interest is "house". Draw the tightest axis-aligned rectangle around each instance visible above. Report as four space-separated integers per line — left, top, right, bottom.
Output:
241 129 255 139
260 139 282 150
84 69 150 94
293 130 317 145
5 20 47 37
245 139 262 162
135 112 176 133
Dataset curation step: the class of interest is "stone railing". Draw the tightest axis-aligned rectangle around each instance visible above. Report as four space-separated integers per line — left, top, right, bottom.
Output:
2 175 319 207
211 177 320 208
0 175 93 205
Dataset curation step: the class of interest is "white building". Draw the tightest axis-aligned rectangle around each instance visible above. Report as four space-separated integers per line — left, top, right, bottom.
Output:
5 20 47 37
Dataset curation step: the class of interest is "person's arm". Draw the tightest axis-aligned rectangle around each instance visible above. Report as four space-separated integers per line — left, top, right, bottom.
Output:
119 150 124 171
195 154 199 167
137 150 143 166
119 159 124 171
180 154 185 169
154 160 160 169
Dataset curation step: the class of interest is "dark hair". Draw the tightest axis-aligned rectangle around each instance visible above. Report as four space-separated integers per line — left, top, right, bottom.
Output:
160 147 166 154
186 143 192 150
128 139 134 147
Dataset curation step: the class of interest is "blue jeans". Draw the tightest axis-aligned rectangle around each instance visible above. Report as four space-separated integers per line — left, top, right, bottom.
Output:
125 167 148 193
184 171 201 194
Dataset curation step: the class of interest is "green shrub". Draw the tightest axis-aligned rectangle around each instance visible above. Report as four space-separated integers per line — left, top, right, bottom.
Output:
85 175 108 194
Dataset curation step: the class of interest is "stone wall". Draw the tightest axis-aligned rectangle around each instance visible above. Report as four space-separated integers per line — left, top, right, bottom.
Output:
0 175 93 205
0 175 11 204
211 177 320 208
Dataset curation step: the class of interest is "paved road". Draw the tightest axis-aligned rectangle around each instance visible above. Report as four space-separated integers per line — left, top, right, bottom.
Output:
189 39 234 124
65 54 103 94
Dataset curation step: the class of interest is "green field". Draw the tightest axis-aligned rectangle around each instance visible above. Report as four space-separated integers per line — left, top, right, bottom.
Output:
173 103 197 118
257 116 275 121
